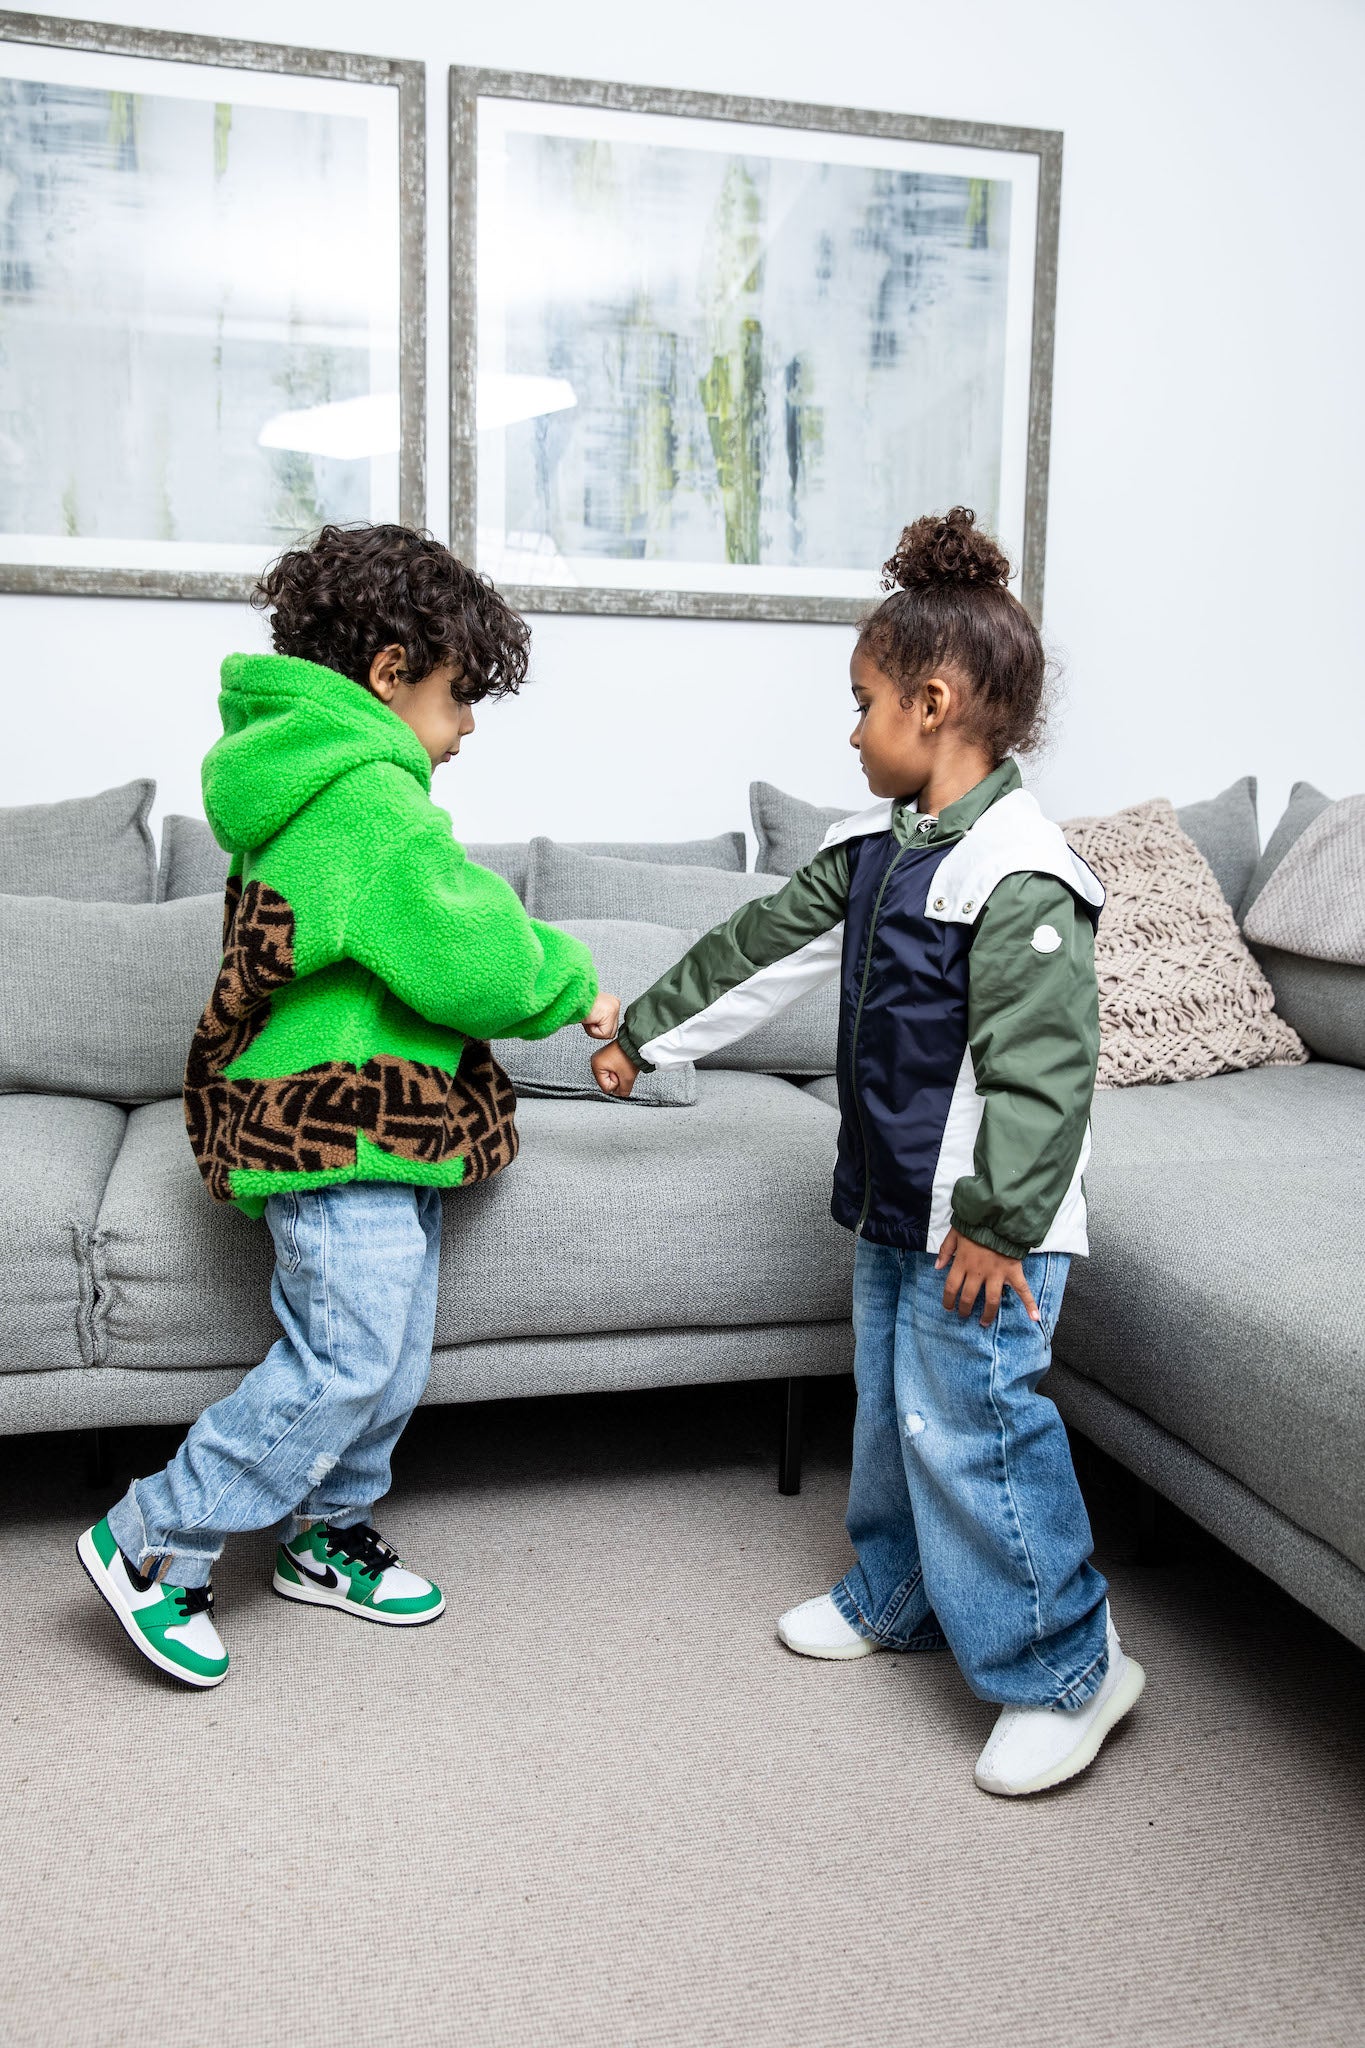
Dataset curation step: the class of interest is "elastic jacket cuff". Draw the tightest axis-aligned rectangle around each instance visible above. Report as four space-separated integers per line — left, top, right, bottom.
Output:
949 1216 1032 1262
614 1023 654 1073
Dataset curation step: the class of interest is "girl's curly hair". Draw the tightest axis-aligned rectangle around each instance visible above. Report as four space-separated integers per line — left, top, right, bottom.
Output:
857 506 1048 760
253 524 529 702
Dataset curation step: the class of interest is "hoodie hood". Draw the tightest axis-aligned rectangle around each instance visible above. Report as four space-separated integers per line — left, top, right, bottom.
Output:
204 652 431 855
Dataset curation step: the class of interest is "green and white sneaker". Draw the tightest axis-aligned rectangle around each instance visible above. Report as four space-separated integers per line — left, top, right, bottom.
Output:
77 1517 228 1689
273 1520 445 1626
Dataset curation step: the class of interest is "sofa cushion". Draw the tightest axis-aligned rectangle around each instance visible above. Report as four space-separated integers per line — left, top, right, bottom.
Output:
751 774 1262 903
158 822 745 908
495 919 698 1106
1173 776 1260 912
0 1093 128 1371
158 815 230 901
526 839 837 1074
1239 780 1330 921
1244 952 1363 1069
1055 1062 1365 1572
95 1098 279 1370
93 1072 853 1370
1063 798 1306 1086
1240 792 1365 1068
1242 794 1365 966
468 831 745 901
750 782 855 876
434 1070 851 1346
1 779 156 902
0 893 221 1103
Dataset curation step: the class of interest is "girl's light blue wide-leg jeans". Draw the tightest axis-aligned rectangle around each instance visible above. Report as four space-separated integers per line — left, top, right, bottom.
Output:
831 1239 1110 1709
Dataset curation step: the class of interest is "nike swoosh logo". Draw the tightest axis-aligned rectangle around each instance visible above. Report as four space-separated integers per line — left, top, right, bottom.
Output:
292 1553 339 1590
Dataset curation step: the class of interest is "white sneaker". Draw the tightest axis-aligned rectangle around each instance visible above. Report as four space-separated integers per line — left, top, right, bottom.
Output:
776 1593 880 1660
974 1617 1145 1797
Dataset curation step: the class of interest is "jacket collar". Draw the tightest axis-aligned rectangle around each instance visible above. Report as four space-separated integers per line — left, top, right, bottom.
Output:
894 758 1022 848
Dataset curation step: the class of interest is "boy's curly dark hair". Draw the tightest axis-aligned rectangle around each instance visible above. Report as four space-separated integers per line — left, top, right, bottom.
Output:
252 524 529 703
857 507 1048 760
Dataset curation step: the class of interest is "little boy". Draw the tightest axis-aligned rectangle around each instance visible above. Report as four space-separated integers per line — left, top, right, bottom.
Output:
79 524 617 1687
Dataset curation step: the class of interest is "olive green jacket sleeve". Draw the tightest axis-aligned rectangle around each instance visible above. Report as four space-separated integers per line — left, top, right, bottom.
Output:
616 842 851 1069
950 874 1101 1259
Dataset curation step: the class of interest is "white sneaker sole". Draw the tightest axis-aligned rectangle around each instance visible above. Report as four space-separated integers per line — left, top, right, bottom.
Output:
272 1568 445 1627
975 1657 1147 1797
775 1614 881 1661
76 1528 227 1690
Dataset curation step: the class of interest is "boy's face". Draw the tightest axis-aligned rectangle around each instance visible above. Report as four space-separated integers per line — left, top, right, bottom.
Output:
368 646 474 768
849 647 943 801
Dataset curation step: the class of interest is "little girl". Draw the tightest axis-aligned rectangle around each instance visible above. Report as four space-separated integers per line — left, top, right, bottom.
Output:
592 507 1145 1796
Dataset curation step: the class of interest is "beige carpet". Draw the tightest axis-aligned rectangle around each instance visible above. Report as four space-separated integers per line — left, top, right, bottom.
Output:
2 1378 1363 2048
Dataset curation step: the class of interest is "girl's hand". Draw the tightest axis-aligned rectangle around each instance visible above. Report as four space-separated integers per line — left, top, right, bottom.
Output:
591 1041 640 1098
935 1228 1039 1327
582 992 621 1041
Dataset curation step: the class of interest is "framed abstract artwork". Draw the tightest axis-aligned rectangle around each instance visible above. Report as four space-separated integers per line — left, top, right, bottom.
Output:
451 71 1060 623
0 12 424 598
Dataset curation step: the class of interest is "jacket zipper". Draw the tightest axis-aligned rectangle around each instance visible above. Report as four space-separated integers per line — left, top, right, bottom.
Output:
850 842 908 1237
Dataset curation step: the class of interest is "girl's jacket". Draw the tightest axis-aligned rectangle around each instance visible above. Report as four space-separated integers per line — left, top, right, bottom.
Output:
184 652 597 1217
617 761 1105 1259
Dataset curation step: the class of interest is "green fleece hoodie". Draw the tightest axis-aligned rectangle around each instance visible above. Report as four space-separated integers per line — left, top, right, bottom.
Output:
184 652 597 1217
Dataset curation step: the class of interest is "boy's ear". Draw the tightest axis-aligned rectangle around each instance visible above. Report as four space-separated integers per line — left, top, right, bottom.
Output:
367 643 407 702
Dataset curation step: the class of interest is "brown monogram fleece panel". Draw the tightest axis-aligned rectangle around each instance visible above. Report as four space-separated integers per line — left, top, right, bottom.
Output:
184 879 519 1203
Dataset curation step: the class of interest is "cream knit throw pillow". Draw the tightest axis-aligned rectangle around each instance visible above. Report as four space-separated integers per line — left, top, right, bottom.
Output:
1064 798 1308 1088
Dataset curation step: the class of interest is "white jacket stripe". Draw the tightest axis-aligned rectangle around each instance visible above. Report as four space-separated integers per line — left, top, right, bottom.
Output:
637 924 844 1069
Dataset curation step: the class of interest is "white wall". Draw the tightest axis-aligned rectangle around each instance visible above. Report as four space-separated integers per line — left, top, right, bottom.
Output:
3 0 1363 852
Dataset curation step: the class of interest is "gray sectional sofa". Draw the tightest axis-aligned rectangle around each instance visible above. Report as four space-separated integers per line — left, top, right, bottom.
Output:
3 774 1361 1655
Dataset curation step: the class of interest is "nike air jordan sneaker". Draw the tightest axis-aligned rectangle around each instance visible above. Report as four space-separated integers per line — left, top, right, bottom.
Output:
273 1520 445 1626
77 1517 229 1688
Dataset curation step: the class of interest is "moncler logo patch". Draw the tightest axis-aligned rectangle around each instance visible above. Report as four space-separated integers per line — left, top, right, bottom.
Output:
1031 924 1063 954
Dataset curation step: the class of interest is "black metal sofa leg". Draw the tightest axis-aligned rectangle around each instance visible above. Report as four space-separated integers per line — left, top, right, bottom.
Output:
778 1377 805 1495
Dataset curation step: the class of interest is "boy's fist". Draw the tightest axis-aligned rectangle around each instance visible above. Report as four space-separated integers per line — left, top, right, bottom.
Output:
591 1041 640 1098
582 992 621 1041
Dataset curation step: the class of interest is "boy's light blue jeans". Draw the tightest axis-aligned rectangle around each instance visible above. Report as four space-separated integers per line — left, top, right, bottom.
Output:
107 1182 442 1589
831 1240 1110 1709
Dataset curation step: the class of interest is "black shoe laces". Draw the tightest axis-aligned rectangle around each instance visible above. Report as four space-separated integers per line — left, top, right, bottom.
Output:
322 1522 399 1582
175 1584 214 1617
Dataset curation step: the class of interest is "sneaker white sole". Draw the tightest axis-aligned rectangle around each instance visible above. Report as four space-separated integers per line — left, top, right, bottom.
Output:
775 1615 881 1661
271 1568 445 1626
76 1528 227 1690
975 1657 1147 1797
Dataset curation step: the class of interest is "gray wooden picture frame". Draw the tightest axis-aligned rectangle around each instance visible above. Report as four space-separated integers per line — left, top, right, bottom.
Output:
0 10 426 601
451 69 1061 624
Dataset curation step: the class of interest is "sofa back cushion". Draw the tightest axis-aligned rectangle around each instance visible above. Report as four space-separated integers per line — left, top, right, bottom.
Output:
0 892 220 1103
158 814 231 901
525 839 837 1074
1171 776 1260 912
1062 798 1307 1087
1240 788 1364 1067
2 780 156 902
159 817 746 905
494 919 698 1106
751 782 855 876
1238 780 1329 921
749 774 1262 911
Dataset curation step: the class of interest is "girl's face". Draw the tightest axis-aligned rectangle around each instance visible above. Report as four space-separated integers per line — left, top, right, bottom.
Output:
849 647 942 800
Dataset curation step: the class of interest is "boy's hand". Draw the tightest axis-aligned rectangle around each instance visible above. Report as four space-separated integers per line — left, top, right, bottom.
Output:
582 992 621 1041
591 1041 640 1098
935 1228 1039 1327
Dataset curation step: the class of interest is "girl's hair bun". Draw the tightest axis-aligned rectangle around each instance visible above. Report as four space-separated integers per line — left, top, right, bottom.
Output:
881 506 1011 593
